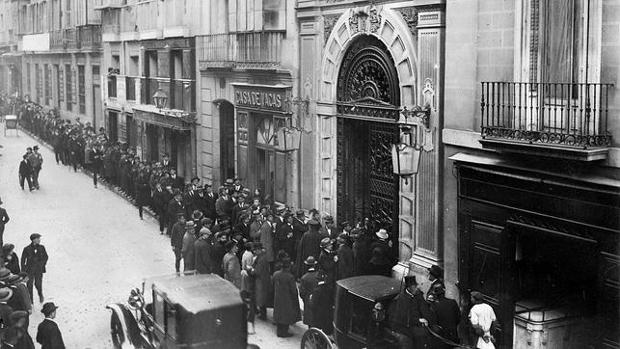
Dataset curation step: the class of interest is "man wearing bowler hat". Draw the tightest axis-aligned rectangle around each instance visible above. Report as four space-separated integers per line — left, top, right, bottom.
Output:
21 233 48 303
427 265 444 299
37 302 65 349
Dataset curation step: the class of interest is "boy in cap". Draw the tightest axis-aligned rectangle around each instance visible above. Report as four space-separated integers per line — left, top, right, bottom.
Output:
36 302 65 349
21 233 48 303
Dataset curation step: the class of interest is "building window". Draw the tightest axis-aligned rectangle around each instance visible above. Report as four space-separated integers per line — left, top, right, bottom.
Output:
43 64 50 105
78 65 86 114
263 0 285 30
26 63 31 95
65 64 72 111
35 64 41 104
57 64 64 104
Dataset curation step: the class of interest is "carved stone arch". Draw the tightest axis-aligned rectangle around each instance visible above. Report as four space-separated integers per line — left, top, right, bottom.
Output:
321 5 418 107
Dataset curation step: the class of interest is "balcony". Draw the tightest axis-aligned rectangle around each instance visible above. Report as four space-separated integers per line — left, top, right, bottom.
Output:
49 26 101 51
140 77 195 112
199 31 284 70
480 82 614 161
94 0 126 10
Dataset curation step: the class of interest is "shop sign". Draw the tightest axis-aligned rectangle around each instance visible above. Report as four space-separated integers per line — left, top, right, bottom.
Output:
234 84 290 113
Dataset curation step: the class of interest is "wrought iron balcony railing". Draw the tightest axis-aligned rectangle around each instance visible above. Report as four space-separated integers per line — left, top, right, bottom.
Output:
140 77 195 112
50 26 102 51
199 31 284 69
481 82 614 149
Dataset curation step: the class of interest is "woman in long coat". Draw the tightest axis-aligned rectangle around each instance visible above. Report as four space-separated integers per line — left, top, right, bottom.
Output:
272 258 301 337
251 244 272 320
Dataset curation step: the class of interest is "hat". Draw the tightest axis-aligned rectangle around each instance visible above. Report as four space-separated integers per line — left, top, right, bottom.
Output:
225 178 234 186
252 242 264 251
375 229 389 240
242 188 251 194
304 256 317 266
295 209 305 217
5 274 22 285
323 215 334 223
225 240 237 252
471 291 484 302
191 176 200 182
10 310 29 322
192 210 203 220
428 265 444 279
185 221 195 227
320 237 332 249
274 204 286 214
41 302 59 316
29 233 42 241
0 288 13 302
309 208 319 215
33 145 39 150
200 218 213 227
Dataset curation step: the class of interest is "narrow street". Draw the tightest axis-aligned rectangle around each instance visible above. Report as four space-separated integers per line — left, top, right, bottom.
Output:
0 129 303 348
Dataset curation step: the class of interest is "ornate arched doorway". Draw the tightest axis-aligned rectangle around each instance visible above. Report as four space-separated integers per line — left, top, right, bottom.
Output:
336 34 400 240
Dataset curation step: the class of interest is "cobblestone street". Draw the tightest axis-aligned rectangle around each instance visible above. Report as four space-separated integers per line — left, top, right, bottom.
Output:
0 129 303 348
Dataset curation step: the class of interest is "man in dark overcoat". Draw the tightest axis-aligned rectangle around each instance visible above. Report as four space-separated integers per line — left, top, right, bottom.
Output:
251 243 272 320
21 233 48 303
336 233 355 281
295 220 323 278
272 258 300 337
0 197 9 248
275 213 296 261
309 273 334 335
389 275 435 349
194 220 213 274
18 155 33 192
428 284 460 349
203 185 218 222
152 183 168 234
166 191 185 235
36 302 65 349
299 256 319 326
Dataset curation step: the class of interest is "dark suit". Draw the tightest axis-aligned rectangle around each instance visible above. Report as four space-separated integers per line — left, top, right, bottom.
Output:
19 159 33 190
152 189 168 232
21 243 48 302
430 296 460 349
204 193 218 221
0 207 9 247
275 223 295 261
231 203 249 226
166 198 185 234
36 318 65 349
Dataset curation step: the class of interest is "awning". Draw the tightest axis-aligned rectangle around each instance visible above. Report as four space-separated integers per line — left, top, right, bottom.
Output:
449 152 620 190
133 108 196 131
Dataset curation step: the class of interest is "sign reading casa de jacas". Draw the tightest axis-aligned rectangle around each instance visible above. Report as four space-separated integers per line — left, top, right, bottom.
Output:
233 83 291 113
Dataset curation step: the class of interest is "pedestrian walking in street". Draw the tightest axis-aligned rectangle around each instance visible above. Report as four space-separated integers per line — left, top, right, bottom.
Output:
167 190 185 235
299 256 319 327
469 292 497 349
36 302 65 349
2 244 20 275
90 143 104 188
152 182 169 234
272 257 300 338
28 145 43 190
0 198 9 247
21 233 48 303
18 155 34 192
222 241 241 289
170 215 186 273
181 221 196 272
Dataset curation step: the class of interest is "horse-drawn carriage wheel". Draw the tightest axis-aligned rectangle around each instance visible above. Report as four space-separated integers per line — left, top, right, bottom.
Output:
110 312 126 348
301 328 333 349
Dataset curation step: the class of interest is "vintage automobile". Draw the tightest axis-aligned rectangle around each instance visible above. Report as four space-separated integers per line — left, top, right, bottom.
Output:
107 272 256 349
301 275 407 349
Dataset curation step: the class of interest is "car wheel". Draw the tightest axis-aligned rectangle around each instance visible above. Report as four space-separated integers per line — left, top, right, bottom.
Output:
301 328 332 349
110 312 126 348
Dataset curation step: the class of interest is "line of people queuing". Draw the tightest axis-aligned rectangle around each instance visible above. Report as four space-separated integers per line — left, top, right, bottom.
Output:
0 197 65 349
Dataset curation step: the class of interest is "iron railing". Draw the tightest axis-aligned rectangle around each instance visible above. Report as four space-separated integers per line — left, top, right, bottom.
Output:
50 26 102 50
140 77 195 112
481 82 614 148
199 31 284 69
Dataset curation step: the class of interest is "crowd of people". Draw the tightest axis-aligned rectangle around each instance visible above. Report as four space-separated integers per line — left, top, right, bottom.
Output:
0 197 64 348
3 95 498 348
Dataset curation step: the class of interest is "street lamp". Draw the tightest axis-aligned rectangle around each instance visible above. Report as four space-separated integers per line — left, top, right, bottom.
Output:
391 105 432 184
152 88 168 111
275 126 302 152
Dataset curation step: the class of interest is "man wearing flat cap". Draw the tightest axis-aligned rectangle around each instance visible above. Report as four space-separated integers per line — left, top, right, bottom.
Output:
21 233 48 303
36 302 65 349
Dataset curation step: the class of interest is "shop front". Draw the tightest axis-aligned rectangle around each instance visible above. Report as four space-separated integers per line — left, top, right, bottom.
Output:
133 107 197 183
233 83 293 204
452 153 620 348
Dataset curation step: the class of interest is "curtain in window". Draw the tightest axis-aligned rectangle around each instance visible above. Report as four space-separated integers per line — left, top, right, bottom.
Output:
542 0 574 84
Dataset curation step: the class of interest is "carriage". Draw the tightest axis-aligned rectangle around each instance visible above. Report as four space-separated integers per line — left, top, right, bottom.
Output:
107 273 255 349
301 275 410 349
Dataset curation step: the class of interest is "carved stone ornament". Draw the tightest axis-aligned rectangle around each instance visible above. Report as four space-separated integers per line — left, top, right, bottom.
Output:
349 5 383 34
323 14 340 44
397 7 418 36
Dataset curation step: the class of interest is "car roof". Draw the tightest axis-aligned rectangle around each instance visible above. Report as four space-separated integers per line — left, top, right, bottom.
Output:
336 275 402 302
150 274 242 314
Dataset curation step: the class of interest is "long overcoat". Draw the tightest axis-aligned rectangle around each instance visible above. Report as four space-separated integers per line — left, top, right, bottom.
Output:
272 268 301 325
299 269 319 325
258 221 275 262
295 228 323 278
252 253 273 308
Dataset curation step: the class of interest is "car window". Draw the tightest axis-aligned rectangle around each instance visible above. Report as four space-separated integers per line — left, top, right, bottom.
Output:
153 291 165 329
165 301 177 340
349 297 370 341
